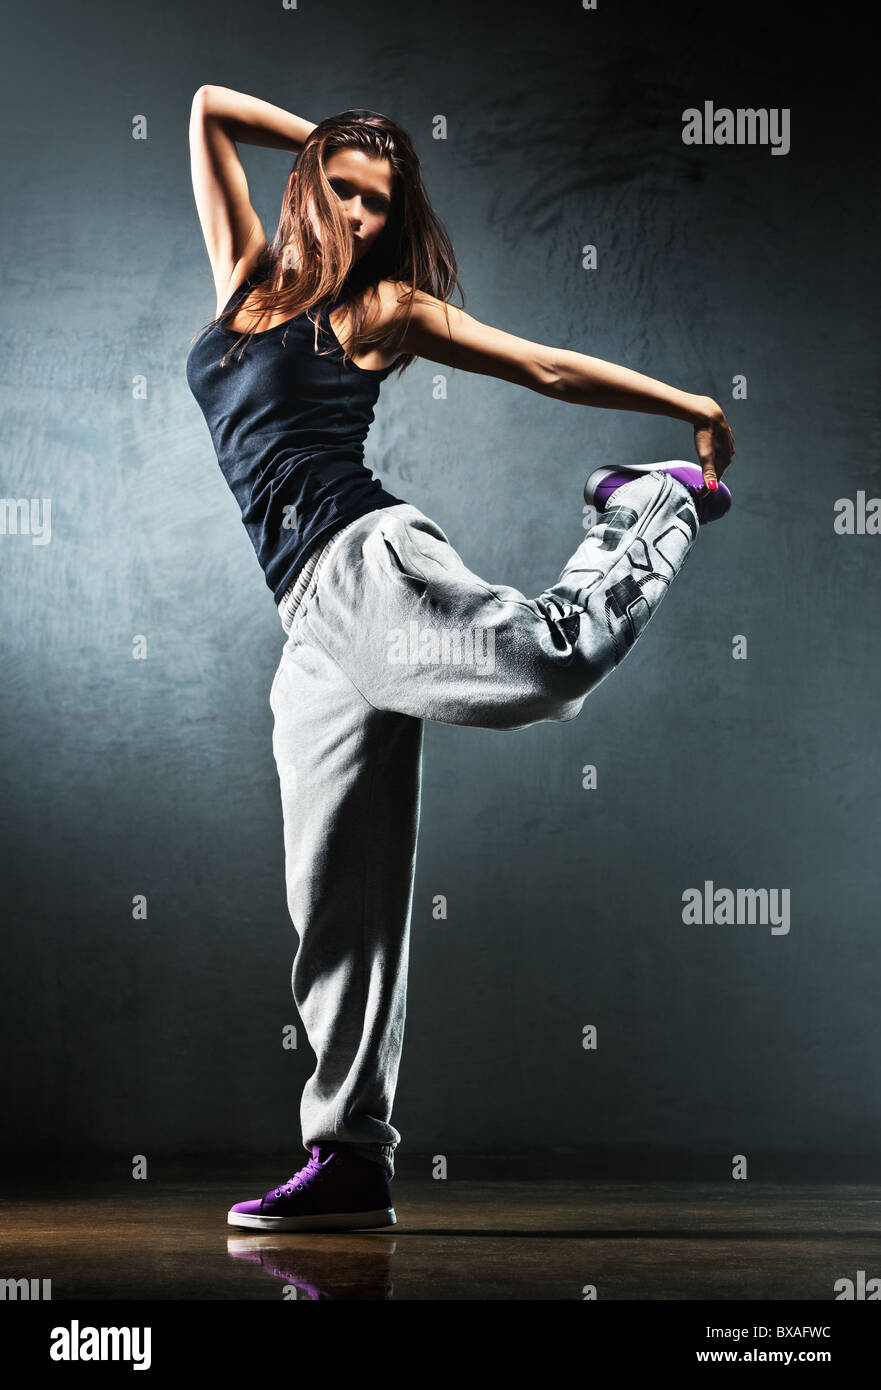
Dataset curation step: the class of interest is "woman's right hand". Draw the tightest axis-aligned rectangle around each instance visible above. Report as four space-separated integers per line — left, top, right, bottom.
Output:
692 397 735 492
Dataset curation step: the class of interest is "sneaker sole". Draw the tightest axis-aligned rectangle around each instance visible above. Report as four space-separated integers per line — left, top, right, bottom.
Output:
227 1205 396 1232
584 464 621 501
585 460 729 507
585 461 731 525
585 461 700 500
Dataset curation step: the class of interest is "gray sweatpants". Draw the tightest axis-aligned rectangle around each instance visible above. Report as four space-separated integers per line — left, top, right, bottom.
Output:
270 469 699 1177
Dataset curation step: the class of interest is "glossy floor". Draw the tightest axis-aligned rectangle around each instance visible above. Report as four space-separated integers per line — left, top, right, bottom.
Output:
2 1169 878 1300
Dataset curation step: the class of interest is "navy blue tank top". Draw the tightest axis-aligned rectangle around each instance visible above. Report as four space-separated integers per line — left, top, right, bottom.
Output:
185 274 406 604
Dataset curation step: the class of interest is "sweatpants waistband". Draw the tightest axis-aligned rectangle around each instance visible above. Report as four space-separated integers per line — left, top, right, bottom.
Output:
277 538 330 635
276 515 372 635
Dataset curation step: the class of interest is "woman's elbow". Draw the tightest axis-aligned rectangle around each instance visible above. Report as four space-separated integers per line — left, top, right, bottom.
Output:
191 85 214 113
528 353 564 396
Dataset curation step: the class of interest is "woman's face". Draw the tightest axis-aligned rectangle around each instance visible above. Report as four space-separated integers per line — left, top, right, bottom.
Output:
323 147 394 260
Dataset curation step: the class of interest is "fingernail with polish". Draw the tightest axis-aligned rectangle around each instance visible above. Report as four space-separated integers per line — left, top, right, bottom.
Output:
707 479 718 490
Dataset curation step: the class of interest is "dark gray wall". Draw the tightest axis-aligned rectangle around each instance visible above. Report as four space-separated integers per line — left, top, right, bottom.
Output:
2 0 878 1176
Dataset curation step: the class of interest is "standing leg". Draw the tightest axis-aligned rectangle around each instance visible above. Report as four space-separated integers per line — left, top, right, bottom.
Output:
270 618 423 1181
230 466 701 1230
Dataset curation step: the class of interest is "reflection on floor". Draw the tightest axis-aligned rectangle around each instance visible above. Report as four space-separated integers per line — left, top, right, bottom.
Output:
2 1163 879 1300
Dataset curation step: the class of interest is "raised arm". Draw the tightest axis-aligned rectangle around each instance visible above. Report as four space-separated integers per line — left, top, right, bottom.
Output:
188 85 317 309
390 287 735 486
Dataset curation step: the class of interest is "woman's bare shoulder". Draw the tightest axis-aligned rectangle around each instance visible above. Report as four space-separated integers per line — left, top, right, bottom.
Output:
375 278 442 304
372 279 448 327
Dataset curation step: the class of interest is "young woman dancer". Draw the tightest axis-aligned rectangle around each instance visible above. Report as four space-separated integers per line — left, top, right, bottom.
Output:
185 86 735 1233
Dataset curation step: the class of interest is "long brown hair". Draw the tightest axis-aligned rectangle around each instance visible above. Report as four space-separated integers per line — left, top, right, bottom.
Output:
194 109 465 374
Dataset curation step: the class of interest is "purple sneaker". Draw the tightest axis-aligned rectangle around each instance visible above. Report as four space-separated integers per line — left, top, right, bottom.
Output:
227 1145 396 1232
584 460 732 525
